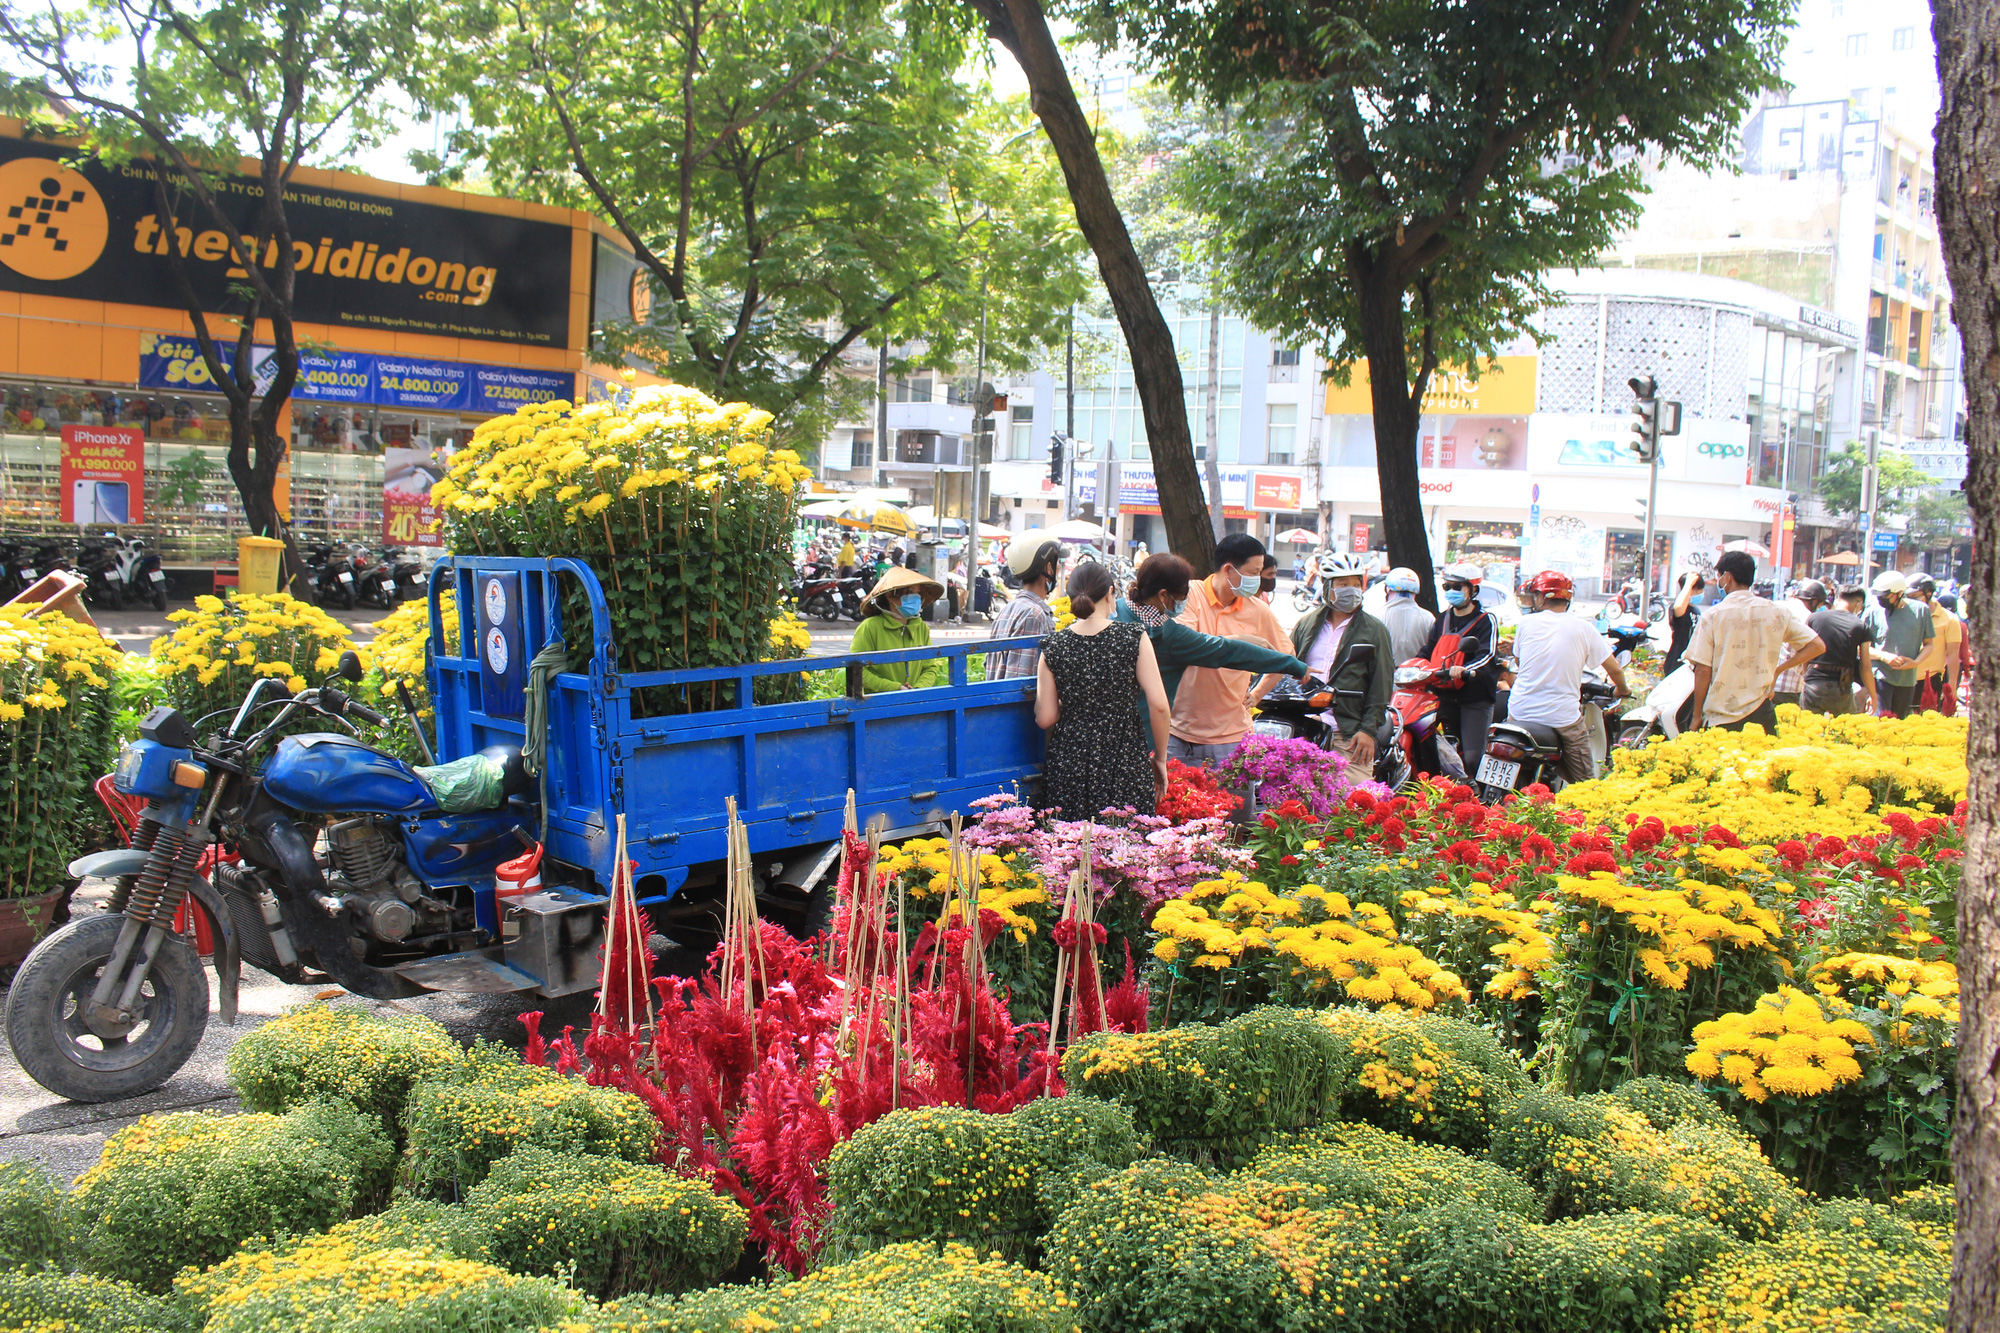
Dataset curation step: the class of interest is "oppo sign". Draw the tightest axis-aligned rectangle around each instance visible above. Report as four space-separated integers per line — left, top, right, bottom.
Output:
1697 441 1748 458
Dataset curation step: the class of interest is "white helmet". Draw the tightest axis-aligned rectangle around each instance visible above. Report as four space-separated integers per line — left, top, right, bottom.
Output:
1871 569 1908 596
1321 551 1370 579
1441 562 1484 587
1005 535 1062 583
1384 566 1421 594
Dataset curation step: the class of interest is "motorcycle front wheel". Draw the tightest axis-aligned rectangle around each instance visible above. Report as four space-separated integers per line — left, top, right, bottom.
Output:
5 913 209 1103
151 584 168 612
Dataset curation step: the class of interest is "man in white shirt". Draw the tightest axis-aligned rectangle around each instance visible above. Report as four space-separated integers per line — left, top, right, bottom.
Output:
1505 570 1628 783
1380 566 1436 665
1686 551 1824 731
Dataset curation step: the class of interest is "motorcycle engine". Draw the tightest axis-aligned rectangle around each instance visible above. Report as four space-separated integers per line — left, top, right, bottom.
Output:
321 816 452 945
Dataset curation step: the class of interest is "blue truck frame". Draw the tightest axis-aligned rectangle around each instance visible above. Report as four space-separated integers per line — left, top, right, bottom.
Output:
426 556 1045 903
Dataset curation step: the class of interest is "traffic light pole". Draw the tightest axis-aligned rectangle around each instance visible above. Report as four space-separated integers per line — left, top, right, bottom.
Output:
1639 442 1661 623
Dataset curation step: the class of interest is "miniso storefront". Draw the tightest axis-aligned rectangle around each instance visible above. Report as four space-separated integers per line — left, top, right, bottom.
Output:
0 119 635 561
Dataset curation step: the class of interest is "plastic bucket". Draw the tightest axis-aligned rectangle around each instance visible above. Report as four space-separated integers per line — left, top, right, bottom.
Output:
495 842 544 941
236 535 287 595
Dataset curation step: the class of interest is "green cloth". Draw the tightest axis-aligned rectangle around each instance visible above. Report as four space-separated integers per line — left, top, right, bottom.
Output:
1865 599 1935 687
850 613 945 693
1289 604 1394 738
1113 599 1307 707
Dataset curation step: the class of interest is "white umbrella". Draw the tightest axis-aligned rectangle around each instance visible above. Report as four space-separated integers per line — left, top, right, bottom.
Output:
799 498 851 518
1275 527 1319 544
1724 539 1772 558
1047 518 1105 542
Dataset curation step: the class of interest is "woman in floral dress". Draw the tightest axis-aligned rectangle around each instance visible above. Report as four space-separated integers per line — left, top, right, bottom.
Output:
1034 561 1170 816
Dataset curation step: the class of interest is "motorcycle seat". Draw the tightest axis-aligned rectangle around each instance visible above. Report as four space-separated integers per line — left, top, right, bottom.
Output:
1507 720 1564 749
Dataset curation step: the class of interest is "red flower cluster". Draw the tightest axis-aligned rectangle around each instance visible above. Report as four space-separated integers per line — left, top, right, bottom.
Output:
1157 759 1243 823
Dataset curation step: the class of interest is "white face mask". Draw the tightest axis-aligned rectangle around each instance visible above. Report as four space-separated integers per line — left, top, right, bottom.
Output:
1328 586 1364 613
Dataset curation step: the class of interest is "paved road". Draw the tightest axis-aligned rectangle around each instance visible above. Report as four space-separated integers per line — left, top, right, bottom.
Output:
0 885 598 1182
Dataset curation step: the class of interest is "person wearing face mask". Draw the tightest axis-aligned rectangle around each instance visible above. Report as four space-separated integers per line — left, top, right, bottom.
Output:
1419 563 1502 772
1168 533 1295 765
1288 551 1393 769
1115 553 1310 717
1863 570 1933 718
849 565 946 693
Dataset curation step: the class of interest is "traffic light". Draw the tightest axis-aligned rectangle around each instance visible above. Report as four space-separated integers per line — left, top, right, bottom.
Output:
1626 375 1660 464
1048 432 1066 484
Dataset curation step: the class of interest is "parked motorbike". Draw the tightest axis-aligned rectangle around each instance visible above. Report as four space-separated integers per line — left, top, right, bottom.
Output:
835 576 868 620
386 549 426 603
355 547 400 609
1599 615 1654 668
1605 578 1668 624
77 533 167 611
4 657 541 1102
306 542 358 610
1613 664 1697 750
1251 643 1413 789
795 561 843 622
1474 674 1624 803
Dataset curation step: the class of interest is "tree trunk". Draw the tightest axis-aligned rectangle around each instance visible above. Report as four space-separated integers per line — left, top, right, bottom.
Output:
224 402 307 599
1203 296 1225 541
1354 266 1438 605
966 0 1213 573
1933 4 2000 1328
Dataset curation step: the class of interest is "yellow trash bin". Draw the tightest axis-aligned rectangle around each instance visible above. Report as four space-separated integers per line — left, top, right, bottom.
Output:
236 535 287 595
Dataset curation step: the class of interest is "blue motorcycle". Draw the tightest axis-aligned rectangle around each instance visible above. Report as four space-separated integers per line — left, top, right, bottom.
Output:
3 654 571 1103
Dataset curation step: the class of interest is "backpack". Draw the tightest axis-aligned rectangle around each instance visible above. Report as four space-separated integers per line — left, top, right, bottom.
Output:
1425 609 1493 690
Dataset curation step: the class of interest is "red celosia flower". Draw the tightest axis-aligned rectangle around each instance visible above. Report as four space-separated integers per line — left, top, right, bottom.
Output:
1563 850 1619 876
1279 854 1300 866
1773 840 1810 871
1519 833 1558 863
1442 839 1483 866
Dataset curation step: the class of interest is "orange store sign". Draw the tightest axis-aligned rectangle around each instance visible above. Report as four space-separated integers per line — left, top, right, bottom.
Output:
1324 355 1538 417
1251 471 1305 510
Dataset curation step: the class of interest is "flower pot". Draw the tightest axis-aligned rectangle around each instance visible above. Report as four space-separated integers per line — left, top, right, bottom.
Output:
0 884 75 968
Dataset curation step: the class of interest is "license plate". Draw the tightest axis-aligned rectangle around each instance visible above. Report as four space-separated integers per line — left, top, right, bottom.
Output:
338 571 354 583
20 569 33 580
148 569 166 582
1476 756 1520 788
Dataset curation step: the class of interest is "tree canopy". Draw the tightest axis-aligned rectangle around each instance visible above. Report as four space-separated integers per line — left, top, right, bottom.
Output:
1078 0 1795 601
0 0 420 588
425 0 1089 438
1815 439 1934 525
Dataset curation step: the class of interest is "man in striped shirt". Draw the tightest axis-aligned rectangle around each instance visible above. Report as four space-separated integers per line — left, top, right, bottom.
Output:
986 536 1060 679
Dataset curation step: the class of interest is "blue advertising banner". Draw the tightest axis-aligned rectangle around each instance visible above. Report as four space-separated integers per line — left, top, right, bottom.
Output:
137 335 573 415
374 356 472 410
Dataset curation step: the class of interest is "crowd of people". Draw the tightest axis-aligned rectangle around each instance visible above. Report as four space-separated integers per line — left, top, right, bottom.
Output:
822 520 1970 819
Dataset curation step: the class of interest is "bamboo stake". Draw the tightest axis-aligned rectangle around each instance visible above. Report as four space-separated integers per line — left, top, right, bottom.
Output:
891 871 908 1111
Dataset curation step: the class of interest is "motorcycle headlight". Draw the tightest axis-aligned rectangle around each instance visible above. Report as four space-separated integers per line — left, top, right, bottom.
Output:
1393 666 1428 686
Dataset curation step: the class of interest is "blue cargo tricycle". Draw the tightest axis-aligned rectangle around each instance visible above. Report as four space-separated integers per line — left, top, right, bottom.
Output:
3 556 1043 1101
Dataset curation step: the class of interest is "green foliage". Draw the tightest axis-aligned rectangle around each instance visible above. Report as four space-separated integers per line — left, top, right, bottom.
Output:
1246 1121 1540 1221
175 1220 582 1333
462 1149 745 1300
1815 439 1936 524
1395 1201 1728 1333
1489 1089 1803 1239
1595 1075 1733 1132
153 449 221 512
1321 1006 1531 1152
1663 1209 1949 1333
397 1044 656 1200
67 1102 394 1292
822 1097 1141 1260
427 0 1087 436
0 1269 196 1333
585 1242 1080 1332
1063 1007 1349 1165
1045 1158 1404 1333
0 1162 63 1272
0 608 125 900
1889 1181 1956 1234
227 1003 463 1141
1086 0 1795 381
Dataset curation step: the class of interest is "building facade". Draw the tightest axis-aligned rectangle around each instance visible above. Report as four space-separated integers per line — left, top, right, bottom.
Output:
0 121 638 560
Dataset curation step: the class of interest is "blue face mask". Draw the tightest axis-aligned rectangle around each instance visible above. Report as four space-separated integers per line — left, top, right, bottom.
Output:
1234 570 1261 598
1443 588 1469 609
898 593 923 617
1170 598 1187 618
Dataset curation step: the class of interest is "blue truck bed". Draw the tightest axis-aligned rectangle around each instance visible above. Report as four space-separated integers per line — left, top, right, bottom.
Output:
426 556 1045 900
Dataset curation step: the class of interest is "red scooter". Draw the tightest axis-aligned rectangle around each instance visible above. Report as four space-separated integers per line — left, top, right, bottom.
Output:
1381 658 1465 789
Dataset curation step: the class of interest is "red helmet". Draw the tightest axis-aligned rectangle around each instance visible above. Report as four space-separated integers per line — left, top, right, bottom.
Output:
1526 569 1574 599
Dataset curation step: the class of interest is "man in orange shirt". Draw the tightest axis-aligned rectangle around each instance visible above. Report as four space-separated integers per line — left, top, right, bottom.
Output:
1169 533 1292 764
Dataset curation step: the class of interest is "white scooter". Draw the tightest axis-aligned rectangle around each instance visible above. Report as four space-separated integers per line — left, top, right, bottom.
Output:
1613 664 1697 749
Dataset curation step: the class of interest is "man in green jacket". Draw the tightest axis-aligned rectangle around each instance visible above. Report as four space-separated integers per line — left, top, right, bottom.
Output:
1288 552 1393 766
848 566 946 693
